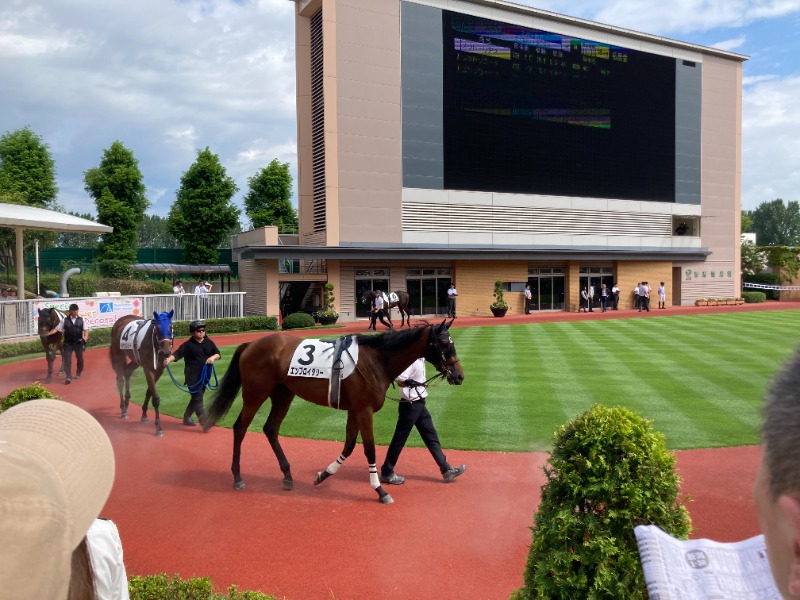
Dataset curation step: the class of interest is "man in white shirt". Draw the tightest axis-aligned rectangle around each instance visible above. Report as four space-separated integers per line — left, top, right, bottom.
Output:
173 281 185 296
447 283 458 318
380 357 465 485
194 280 208 298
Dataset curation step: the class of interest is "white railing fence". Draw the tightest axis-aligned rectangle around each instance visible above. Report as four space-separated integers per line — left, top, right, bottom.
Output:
0 292 247 341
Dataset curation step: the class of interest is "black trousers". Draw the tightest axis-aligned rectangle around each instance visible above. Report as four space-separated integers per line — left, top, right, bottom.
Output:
62 341 84 378
382 400 448 476
447 297 456 317
369 309 392 330
184 390 206 421
524 298 531 314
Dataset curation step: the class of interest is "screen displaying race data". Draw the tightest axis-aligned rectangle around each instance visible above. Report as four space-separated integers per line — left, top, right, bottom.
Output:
441 11 679 202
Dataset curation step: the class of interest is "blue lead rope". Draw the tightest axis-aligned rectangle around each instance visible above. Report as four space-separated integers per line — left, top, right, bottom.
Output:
166 363 219 394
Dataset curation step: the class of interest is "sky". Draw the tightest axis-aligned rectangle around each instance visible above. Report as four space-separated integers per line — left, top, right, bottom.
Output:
1 0 799 221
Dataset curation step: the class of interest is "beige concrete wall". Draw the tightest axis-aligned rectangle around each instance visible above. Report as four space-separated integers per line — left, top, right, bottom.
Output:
334 0 403 244
699 55 742 298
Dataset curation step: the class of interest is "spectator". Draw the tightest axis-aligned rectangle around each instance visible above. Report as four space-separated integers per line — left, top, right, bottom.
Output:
580 287 588 312
173 281 185 296
754 347 800 599
658 281 666 309
0 399 116 600
194 280 208 298
523 283 532 314
587 283 595 312
611 282 620 310
447 283 458 318
600 283 609 312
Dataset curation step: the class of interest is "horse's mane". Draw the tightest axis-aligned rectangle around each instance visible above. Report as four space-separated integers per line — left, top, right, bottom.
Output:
354 323 430 352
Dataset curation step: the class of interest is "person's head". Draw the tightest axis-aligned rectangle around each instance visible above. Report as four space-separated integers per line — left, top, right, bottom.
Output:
1 288 8 297
525 283 530 289
0 399 115 598
754 348 800 598
176 281 182 287
68 303 79 316
449 283 454 288
660 281 664 286
189 320 206 339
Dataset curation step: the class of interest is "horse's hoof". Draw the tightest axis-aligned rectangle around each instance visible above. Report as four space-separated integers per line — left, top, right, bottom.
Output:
380 494 394 504
233 481 246 490
283 478 293 491
155 430 164 437
121 413 129 420
140 417 148 423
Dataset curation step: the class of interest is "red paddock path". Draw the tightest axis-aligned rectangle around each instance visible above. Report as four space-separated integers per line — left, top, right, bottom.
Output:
2 302 795 599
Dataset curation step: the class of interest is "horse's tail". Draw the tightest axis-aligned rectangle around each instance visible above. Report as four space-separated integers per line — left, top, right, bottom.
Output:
205 342 250 428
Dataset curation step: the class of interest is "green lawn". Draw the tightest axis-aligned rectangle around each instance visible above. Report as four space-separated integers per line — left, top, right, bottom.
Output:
133 310 800 451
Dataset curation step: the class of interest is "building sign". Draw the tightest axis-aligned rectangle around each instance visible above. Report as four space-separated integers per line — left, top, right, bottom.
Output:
33 297 144 329
685 269 733 281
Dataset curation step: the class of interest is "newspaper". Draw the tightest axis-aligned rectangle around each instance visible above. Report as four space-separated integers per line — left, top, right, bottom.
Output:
634 524 782 599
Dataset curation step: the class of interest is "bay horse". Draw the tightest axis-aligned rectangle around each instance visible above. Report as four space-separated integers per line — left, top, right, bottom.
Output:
37 307 64 381
109 310 174 436
204 319 463 504
361 289 412 328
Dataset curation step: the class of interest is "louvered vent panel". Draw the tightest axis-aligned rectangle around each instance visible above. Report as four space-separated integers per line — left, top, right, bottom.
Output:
402 202 672 236
310 9 326 233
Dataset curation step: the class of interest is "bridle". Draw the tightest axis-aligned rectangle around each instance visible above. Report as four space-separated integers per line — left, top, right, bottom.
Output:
425 325 458 384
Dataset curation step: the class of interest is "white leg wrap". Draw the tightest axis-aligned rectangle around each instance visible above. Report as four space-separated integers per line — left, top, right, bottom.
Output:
369 463 379 489
326 454 346 475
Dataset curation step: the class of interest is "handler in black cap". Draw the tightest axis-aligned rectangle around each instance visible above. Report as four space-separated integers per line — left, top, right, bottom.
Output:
47 303 88 384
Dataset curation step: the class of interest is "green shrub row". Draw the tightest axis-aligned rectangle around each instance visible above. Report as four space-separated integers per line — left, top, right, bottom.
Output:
743 273 781 300
0 383 59 413
742 291 767 303
0 316 277 361
128 573 275 600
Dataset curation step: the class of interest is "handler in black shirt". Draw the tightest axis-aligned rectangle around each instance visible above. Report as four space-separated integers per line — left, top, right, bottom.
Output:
163 320 220 426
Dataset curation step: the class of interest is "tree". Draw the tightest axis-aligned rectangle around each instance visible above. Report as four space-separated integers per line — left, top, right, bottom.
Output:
84 141 148 264
751 199 800 246
243 159 297 232
0 126 58 208
741 210 753 233
740 241 765 277
138 214 181 248
168 148 240 264
0 127 59 272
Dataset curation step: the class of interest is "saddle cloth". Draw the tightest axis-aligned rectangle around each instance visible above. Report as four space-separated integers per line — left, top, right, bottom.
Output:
287 337 358 380
119 320 150 352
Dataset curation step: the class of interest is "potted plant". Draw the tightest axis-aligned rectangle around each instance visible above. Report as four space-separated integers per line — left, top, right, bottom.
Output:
317 282 339 325
490 280 509 317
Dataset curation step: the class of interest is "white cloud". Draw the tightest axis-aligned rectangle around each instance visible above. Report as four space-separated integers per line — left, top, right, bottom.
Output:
742 75 800 207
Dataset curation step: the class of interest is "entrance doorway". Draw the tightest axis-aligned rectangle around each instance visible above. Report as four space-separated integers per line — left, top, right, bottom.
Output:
406 268 451 316
527 267 566 311
354 270 389 318
579 266 615 310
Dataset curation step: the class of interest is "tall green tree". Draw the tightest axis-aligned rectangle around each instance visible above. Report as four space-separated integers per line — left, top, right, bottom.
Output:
0 126 58 207
138 214 181 248
741 210 753 233
243 159 298 232
168 148 240 264
751 198 800 246
84 141 149 263
0 127 59 271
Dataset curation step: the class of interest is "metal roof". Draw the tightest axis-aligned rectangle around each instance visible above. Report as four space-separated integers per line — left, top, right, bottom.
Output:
130 263 232 275
0 203 113 234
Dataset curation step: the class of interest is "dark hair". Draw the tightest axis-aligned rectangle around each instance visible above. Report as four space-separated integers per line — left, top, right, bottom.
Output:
762 347 800 499
68 537 98 600
69 303 79 311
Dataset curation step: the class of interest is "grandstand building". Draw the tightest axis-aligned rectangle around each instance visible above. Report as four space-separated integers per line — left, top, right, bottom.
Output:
234 0 747 320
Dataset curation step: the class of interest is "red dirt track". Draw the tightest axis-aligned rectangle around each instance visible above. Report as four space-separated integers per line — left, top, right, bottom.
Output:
2 302 792 599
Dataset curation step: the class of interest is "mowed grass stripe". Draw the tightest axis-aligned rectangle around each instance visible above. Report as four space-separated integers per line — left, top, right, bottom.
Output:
133 310 800 451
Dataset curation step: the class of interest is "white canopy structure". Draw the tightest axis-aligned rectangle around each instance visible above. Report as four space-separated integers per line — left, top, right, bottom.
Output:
0 203 113 296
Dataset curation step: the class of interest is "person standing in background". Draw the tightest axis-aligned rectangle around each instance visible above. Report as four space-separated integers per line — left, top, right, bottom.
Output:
523 283 532 314
658 281 666 309
447 283 458 318
611 282 620 310
173 281 185 296
587 283 595 312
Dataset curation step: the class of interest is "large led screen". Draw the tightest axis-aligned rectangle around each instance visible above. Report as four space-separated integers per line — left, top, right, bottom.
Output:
442 11 677 201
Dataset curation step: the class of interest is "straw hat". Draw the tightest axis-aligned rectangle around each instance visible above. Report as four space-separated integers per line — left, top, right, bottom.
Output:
0 400 115 599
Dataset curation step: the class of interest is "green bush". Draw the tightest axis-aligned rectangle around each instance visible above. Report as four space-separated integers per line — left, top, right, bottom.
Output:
1 383 59 412
172 316 278 337
517 404 691 600
128 573 275 599
742 291 766 303
97 260 148 280
281 312 316 330
743 273 781 300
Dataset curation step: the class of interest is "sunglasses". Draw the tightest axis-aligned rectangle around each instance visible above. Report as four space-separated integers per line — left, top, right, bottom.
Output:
195 329 205 333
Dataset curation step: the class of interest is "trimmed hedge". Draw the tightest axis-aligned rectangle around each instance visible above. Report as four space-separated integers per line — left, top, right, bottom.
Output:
743 273 781 300
516 404 691 599
281 312 316 330
0 383 59 412
742 291 767 303
128 573 275 599
0 316 278 361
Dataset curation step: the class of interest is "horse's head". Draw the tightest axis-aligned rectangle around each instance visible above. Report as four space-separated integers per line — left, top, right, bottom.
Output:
37 308 57 338
361 290 375 305
424 318 464 385
152 310 175 358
